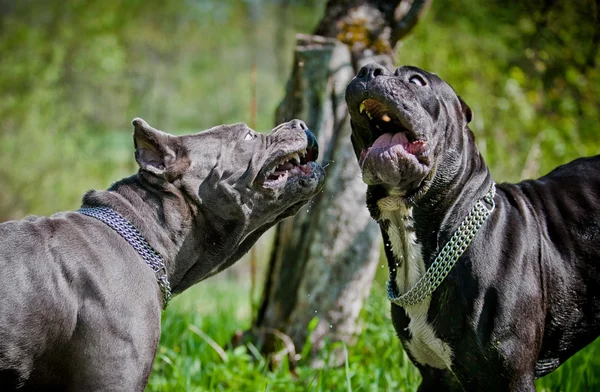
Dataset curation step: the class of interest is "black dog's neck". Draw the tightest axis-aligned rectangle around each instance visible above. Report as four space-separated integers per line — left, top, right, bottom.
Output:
375 130 494 279
414 142 493 256
81 173 198 294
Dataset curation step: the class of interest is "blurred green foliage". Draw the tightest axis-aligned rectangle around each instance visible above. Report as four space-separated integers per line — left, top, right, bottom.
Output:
0 0 322 219
1 1 597 221
1 0 598 219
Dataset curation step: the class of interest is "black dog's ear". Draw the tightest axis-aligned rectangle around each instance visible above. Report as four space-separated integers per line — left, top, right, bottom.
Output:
458 96 473 124
132 117 188 178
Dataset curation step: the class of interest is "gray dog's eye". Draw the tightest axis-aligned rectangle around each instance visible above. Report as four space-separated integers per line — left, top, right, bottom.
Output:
244 132 257 141
409 75 426 87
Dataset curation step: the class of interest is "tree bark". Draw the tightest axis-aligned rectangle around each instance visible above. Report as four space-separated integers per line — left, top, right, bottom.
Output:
246 0 431 366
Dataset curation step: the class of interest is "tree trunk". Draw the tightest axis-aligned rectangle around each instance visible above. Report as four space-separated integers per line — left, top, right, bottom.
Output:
246 0 431 366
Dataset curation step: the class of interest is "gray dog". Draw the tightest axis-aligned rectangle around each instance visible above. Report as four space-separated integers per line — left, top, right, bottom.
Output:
345 64 600 391
0 118 325 391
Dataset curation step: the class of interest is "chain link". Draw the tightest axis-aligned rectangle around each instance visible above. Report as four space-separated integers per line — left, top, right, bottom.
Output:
387 183 496 308
78 206 172 309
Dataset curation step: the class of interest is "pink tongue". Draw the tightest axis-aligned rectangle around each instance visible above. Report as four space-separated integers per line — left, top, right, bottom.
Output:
372 132 409 148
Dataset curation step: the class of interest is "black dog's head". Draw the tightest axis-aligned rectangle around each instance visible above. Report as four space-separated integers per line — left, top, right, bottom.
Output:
345 63 473 202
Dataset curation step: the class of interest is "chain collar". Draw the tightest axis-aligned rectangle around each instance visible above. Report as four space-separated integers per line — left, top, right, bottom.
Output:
78 206 172 309
387 183 496 308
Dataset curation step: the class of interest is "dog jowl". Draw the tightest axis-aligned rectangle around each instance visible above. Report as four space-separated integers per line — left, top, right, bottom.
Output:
0 118 324 391
346 63 600 391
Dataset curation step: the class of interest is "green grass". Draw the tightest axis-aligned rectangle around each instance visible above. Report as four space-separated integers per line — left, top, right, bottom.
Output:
147 278 420 392
147 277 600 391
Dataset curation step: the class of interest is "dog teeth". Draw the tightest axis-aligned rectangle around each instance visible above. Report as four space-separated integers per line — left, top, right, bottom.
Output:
267 151 305 178
359 102 366 114
290 152 300 165
382 114 391 122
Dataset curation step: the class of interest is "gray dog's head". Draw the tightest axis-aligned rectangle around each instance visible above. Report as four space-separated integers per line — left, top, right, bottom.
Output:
129 118 325 291
345 63 473 202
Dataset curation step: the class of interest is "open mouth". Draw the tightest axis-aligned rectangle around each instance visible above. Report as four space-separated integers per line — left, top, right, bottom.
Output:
353 97 432 191
260 143 319 189
359 99 426 160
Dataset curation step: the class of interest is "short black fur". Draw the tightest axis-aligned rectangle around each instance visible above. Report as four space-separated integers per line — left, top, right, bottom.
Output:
346 63 600 391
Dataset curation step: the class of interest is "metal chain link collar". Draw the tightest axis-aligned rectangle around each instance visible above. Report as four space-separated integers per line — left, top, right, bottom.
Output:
78 206 172 309
387 183 496 308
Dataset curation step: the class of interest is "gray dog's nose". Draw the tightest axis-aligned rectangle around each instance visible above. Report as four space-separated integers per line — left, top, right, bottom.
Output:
355 63 390 82
305 128 317 149
304 128 319 162
289 119 308 131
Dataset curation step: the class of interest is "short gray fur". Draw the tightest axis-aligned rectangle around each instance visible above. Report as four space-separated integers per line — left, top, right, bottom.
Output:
0 117 324 391
78 206 172 308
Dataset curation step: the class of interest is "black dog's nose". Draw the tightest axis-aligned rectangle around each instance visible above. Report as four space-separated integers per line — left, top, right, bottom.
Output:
355 63 390 82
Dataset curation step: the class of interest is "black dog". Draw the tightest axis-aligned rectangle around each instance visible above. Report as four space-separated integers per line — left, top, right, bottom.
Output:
345 63 600 391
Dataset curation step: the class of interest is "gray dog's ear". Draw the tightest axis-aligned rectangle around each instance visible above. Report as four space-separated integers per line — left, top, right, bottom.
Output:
458 96 473 124
132 118 189 178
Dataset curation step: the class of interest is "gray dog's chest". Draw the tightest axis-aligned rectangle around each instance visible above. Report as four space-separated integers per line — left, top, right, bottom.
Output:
381 206 454 370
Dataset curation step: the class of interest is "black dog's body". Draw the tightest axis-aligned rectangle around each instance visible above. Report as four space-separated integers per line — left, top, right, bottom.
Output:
386 158 600 390
346 64 600 390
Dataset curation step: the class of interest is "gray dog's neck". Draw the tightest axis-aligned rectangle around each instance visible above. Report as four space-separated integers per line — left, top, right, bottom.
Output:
82 173 196 292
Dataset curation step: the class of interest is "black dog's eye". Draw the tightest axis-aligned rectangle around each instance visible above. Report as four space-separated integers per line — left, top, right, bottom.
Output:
409 75 427 87
244 131 258 141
